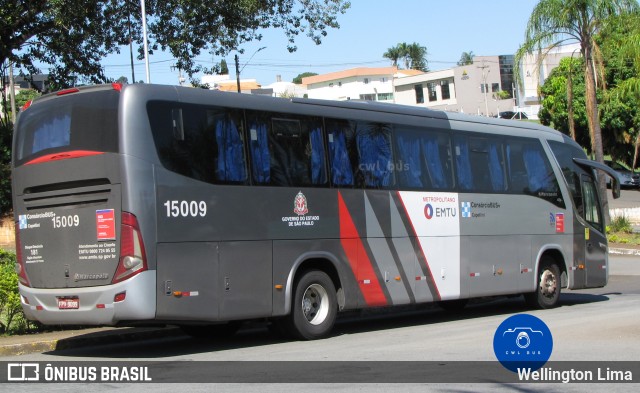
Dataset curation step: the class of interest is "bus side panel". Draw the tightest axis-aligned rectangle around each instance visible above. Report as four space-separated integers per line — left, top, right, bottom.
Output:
156 242 219 321
219 241 272 320
461 235 529 297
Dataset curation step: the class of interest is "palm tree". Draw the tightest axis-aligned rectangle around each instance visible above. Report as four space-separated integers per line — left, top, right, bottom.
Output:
383 45 404 67
515 0 639 223
406 42 428 71
457 51 474 66
384 42 428 71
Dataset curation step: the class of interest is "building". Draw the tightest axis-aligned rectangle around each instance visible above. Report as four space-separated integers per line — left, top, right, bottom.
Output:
518 43 581 114
200 74 261 93
264 75 307 98
302 67 423 102
394 55 517 117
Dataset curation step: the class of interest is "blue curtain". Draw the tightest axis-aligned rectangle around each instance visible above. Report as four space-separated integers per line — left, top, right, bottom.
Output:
488 143 504 191
249 122 270 184
329 130 354 186
214 117 246 182
523 146 548 192
32 113 71 154
395 133 423 188
455 138 473 190
310 128 326 185
358 130 392 187
422 136 448 189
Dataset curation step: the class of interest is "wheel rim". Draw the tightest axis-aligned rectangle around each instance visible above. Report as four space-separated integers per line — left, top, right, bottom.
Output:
301 283 329 325
540 269 557 299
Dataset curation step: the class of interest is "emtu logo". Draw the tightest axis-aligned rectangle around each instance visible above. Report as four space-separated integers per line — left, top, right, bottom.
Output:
424 204 434 219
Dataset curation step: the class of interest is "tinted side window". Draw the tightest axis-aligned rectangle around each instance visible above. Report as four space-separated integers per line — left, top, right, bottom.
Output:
394 126 454 190
454 134 506 193
326 119 356 187
353 121 394 189
549 140 588 214
507 139 563 207
246 111 327 187
147 101 248 185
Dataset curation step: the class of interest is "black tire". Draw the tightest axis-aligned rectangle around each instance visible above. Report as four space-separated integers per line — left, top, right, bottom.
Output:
525 258 561 309
439 299 468 312
180 322 241 339
283 270 337 340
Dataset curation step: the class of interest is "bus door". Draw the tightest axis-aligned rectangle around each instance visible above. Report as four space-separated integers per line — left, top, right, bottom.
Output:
579 174 608 288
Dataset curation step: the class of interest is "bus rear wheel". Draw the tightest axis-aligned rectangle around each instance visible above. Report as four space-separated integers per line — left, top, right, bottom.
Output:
283 270 337 340
525 258 561 309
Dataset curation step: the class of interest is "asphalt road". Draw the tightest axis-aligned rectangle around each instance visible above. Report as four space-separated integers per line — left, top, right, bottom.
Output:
1 255 638 392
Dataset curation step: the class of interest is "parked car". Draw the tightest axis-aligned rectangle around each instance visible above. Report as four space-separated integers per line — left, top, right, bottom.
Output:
605 160 640 188
496 111 528 120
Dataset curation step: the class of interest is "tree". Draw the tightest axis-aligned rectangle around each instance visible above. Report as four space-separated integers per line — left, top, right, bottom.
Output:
219 59 229 75
515 0 640 223
1 0 350 89
383 42 428 71
293 72 318 84
539 57 590 148
457 51 474 66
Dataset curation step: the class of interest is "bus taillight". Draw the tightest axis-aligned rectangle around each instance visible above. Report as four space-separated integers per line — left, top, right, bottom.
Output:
14 225 31 287
112 212 148 284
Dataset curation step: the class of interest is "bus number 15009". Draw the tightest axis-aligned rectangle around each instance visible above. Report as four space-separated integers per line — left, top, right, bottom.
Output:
163 200 207 218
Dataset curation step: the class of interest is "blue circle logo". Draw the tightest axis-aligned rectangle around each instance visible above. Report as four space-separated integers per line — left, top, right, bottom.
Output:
493 314 553 372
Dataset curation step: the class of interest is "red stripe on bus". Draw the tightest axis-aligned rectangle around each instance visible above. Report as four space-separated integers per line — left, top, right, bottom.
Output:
395 191 442 301
338 192 387 307
25 150 104 165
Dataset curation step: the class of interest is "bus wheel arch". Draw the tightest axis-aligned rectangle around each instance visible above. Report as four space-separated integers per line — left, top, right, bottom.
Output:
279 257 343 340
525 250 565 309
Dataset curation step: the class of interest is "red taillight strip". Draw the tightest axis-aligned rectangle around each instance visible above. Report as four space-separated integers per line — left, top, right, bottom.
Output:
56 88 80 96
25 150 104 165
111 82 123 91
21 100 32 111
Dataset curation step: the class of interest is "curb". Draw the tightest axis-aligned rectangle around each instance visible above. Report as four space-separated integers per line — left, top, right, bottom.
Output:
609 247 640 256
0 326 182 357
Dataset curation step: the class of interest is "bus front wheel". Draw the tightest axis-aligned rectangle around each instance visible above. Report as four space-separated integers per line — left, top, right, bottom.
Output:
285 270 337 340
525 258 561 309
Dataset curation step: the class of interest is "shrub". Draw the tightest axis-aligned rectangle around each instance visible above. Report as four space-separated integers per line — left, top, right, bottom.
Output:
0 248 22 333
609 215 633 234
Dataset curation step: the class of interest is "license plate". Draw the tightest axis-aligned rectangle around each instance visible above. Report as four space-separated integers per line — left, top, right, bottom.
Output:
57 297 79 309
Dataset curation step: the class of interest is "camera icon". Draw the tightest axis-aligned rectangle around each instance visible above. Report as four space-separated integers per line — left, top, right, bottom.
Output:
502 327 544 349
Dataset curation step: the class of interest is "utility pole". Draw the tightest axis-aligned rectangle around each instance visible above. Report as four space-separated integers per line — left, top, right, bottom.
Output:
140 0 151 83
478 60 490 116
235 54 241 93
9 62 16 123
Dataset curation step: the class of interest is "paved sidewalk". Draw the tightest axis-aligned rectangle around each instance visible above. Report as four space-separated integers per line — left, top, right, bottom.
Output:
0 326 182 357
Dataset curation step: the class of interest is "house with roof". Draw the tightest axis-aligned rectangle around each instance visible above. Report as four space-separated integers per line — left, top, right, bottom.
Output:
302 67 423 102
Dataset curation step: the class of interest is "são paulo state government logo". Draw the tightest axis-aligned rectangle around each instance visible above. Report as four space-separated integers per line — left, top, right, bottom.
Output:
493 314 553 372
293 191 308 216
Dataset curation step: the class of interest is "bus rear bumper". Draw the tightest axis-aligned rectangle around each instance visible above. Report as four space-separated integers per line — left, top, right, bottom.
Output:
18 271 156 325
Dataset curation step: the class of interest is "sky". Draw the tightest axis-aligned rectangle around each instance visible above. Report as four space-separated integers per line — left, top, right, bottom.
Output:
101 0 541 86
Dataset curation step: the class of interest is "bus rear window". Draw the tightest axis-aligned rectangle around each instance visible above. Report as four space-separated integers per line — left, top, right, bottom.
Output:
15 90 119 165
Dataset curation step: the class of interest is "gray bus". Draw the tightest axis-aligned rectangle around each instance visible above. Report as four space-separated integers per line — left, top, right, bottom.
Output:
12 83 620 340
